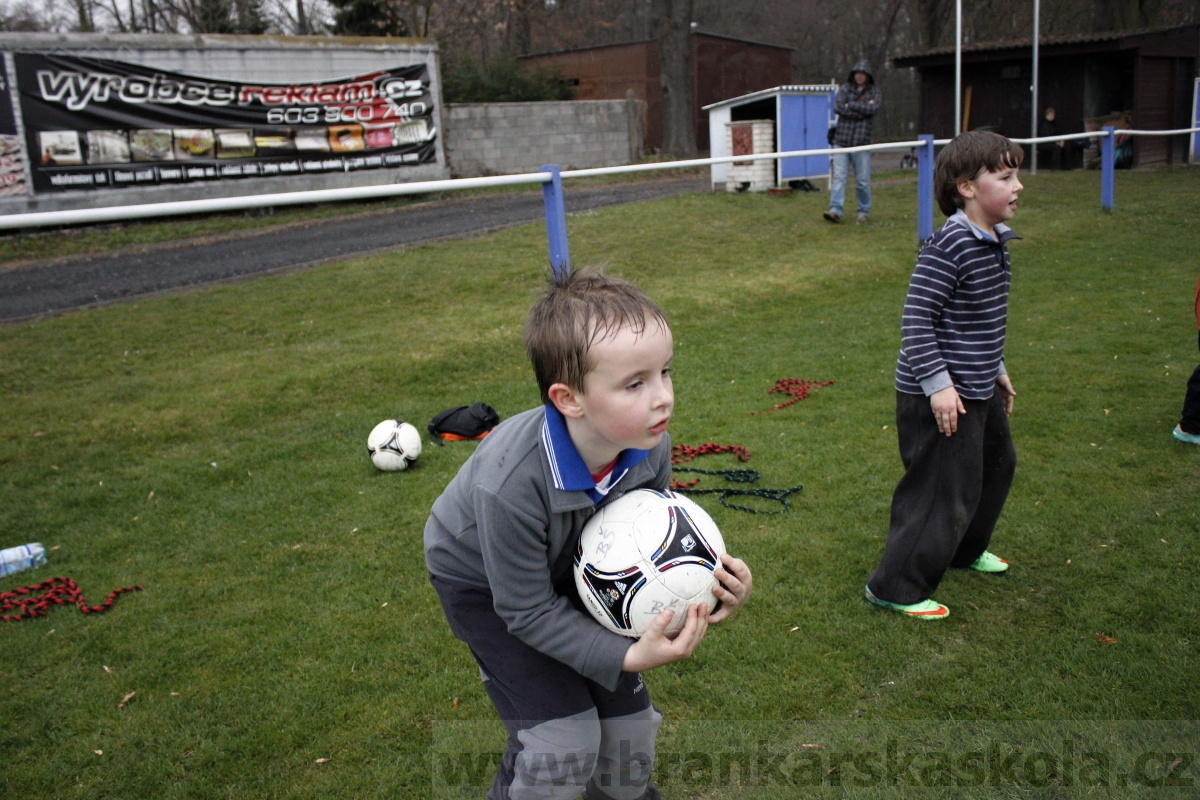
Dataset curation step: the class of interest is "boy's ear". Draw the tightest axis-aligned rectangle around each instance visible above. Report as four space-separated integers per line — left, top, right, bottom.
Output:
548 382 585 419
956 179 976 201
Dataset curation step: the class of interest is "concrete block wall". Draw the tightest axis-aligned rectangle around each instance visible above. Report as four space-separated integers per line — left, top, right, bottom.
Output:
725 120 775 192
445 98 644 177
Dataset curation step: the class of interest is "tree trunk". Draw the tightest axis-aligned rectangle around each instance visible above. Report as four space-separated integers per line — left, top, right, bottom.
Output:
1106 0 1159 29
654 0 696 158
74 0 95 31
510 0 533 54
917 0 953 49
295 0 308 34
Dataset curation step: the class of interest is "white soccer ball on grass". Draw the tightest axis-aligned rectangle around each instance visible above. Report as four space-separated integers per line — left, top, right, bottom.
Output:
367 419 422 471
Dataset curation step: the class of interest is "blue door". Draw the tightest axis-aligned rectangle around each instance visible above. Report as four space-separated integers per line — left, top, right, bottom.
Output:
778 93 833 180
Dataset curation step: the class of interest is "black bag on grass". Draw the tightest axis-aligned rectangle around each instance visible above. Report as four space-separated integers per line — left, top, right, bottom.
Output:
428 403 500 444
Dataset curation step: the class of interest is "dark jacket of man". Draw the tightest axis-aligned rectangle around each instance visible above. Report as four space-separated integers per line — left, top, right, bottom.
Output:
833 59 883 148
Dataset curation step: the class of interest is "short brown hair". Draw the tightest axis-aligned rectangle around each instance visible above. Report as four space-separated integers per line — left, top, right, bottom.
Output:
524 268 668 404
935 131 1025 216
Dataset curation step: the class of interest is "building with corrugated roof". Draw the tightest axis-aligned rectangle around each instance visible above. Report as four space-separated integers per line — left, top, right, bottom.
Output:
518 32 794 153
894 24 1198 167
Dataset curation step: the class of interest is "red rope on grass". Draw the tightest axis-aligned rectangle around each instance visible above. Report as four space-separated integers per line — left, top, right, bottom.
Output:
670 443 751 489
1 577 143 622
671 443 751 465
751 378 834 414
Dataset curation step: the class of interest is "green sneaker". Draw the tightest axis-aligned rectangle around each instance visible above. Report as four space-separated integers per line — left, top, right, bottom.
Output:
968 551 1009 573
1173 424 1200 445
864 585 949 619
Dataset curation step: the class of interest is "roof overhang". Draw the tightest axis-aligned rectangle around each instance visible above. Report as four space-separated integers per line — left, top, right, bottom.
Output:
893 23 1198 68
702 84 836 112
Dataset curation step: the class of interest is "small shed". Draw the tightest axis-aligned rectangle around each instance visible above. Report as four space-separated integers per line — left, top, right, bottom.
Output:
518 32 794 153
894 24 1199 167
703 85 836 190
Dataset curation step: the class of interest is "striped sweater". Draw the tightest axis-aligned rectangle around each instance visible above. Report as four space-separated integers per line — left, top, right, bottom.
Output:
895 210 1020 400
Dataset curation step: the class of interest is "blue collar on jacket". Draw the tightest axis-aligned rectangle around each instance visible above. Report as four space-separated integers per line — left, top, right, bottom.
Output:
541 404 649 504
948 209 1020 244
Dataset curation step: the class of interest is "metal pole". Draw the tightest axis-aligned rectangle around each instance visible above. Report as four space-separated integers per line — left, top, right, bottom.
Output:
1030 0 1039 174
955 0 962 136
541 164 571 278
917 134 936 243
1100 127 1115 210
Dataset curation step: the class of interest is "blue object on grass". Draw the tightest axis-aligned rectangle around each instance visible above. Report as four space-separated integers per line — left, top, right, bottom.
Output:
0 543 46 578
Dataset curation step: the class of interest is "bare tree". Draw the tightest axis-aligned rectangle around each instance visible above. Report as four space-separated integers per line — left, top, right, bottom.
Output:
34 0 330 32
73 0 96 30
653 0 696 157
1100 0 1165 29
0 0 66 29
256 0 332 34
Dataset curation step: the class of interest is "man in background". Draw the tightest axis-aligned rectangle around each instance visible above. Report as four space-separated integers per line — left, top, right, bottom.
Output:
1037 107 1065 170
825 60 882 224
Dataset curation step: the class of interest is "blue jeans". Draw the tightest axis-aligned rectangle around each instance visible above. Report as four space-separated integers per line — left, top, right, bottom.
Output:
829 151 872 216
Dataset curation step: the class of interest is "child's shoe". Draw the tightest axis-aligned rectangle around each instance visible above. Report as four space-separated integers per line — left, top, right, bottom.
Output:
864 585 949 619
968 551 1009 572
1173 424 1200 445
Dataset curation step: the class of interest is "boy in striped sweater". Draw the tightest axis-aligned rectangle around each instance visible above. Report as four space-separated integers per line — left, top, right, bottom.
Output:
865 131 1025 619
1173 274 1200 445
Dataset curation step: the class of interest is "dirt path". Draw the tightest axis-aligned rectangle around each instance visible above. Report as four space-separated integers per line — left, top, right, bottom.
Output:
0 174 708 323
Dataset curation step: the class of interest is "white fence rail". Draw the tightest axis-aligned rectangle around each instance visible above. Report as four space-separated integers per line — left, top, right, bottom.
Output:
0 129 1195 235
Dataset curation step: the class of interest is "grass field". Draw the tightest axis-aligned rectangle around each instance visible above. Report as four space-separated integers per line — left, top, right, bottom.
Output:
2 168 1198 798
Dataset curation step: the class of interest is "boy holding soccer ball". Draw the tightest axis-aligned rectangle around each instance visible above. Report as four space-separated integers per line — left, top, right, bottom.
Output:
865 131 1024 620
425 268 753 800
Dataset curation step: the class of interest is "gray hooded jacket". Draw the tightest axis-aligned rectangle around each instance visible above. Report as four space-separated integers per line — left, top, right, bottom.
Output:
833 59 883 148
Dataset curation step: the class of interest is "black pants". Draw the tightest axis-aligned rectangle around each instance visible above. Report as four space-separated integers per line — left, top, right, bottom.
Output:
1037 144 1064 170
868 391 1016 605
430 574 660 800
1180 331 1200 434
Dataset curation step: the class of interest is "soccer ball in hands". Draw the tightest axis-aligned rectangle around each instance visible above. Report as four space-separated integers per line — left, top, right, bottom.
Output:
367 419 422 471
574 489 726 638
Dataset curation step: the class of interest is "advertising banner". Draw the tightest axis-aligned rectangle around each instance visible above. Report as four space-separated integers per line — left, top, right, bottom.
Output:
0 57 29 197
13 52 437 194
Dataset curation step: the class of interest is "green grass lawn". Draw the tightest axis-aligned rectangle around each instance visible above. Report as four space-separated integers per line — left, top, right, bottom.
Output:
2 168 1198 798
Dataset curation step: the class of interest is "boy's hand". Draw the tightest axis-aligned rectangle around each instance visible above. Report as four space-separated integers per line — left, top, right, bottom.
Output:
709 553 752 624
930 386 966 436
996 374 1016 415
621 604 709 673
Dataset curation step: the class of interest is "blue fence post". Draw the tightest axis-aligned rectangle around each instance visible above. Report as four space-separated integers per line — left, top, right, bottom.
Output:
916 134 935 243
1100 126 1115 211
541 164 571 278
